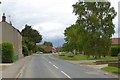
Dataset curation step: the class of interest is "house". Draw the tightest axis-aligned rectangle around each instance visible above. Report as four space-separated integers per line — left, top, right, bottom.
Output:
55 47 61 52
42 45 56 53
0 13 23 59
112 38 120 46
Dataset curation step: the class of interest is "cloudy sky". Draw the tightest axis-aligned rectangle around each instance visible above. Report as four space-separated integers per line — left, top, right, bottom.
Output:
0 0 119 47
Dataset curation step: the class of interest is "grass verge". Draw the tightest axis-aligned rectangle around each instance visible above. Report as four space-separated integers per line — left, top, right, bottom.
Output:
101 66 120 74
53 53 118 61
53 54 87 61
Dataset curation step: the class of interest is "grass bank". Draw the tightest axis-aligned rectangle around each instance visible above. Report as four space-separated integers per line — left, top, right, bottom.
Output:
53 53 118 61
102 66 120 74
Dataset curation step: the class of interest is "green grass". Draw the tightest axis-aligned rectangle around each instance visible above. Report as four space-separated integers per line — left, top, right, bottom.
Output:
53 54 87 61
96 56 118 60
53 53 118 61
102 66 120 73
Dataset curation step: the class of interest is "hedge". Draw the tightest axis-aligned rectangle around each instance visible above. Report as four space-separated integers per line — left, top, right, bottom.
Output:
111 46 120 57
2 42 14 63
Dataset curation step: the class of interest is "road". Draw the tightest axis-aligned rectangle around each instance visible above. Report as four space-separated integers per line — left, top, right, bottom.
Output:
19 54 117 79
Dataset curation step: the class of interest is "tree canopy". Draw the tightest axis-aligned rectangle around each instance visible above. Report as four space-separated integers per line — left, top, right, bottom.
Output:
63 0 117 58
22 24 42 43
43 41 53 47
21 24 42 55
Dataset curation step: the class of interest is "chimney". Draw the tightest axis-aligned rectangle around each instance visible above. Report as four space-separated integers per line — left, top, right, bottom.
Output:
2 13 6 22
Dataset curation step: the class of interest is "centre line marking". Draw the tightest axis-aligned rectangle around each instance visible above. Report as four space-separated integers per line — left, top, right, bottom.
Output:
61 71 71 79
53 65 59 69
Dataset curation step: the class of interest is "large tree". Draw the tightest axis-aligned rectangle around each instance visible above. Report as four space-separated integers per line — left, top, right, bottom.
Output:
64 24 84 54
43 41 53 47
21 24 42 54
64 0 117 58
22 24 42 43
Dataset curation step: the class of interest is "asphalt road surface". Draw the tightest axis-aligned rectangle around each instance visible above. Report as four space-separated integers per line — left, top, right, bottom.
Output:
19 54 117 79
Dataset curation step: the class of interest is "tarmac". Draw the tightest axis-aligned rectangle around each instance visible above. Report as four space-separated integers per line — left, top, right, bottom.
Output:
68 60 119 78
0 56 119 79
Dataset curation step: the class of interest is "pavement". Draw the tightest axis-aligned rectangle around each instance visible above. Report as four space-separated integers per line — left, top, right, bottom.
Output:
0 63 13 71
19 54 118 79
1 55 32 78
68 60 108 69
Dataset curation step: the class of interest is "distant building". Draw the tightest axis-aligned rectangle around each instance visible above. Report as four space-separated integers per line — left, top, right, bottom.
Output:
42 45 56 53
0 13 23 59
55 47 61 52
112 38 120 46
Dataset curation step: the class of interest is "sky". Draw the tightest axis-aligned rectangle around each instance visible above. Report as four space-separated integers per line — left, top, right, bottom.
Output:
0 0 119 47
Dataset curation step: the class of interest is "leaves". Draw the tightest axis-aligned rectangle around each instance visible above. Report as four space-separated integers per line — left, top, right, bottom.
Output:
63 1 117 58
21 24 42 53
22 24 42 43
43 41 53 47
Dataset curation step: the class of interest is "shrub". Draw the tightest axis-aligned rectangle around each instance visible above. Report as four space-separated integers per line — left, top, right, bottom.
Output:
29 50 33 55
111 46 120 57
59 54 65 56
2 42 14 63
67 53 74 57
43 50 52 53
22 45 29 56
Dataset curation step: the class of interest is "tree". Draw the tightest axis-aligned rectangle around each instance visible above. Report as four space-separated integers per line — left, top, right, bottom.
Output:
22 24 42 43
73 1 117 58
63 1 117 58
43 41 53 47
21 24 42 53
36 44 45 52
22 44 29 56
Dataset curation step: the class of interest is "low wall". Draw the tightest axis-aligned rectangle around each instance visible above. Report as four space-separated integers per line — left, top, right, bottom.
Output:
94 60 118 65
108 61 120 68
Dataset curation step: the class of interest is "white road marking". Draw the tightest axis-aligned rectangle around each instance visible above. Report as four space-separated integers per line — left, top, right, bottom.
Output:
53 65 59 69
44 56 71 79
61 71 71 79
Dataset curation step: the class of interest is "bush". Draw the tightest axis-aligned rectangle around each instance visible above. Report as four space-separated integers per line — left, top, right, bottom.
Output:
67 53 74 57
29 50 33 55
22 45 29 56
111 46 120 57
2 42 14 63
43 50 52 53
59 54 65 56
36 45 44 52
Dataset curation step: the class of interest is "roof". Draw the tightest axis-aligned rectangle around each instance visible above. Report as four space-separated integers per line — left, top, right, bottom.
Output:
112 38 120 45
1 21 22 35
42 46 55 51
